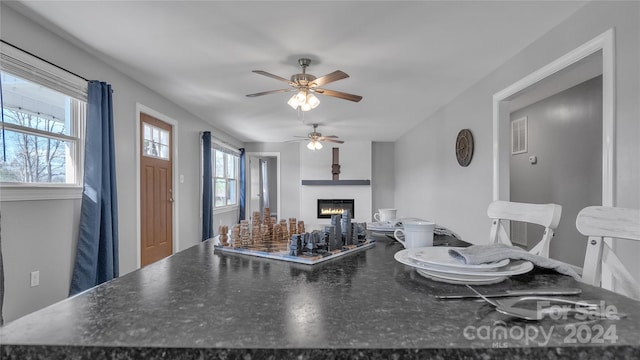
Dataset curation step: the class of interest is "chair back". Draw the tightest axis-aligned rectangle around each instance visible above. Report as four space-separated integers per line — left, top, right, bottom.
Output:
576 206 640 299
488 200 562 258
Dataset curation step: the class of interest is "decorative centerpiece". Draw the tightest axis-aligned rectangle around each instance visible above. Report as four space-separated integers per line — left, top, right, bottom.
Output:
214 209 375 264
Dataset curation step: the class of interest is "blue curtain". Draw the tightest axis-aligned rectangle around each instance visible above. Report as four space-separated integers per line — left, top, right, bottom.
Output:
239 148 246 221
69 81 119 296
202 132 213 241
0 212 4 325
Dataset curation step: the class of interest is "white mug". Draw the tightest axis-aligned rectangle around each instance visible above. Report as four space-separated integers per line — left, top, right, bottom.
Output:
374 208 397 222
393 221 435 249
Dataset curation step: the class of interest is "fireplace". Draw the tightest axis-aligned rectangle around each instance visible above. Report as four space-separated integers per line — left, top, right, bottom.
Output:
317 199 355 219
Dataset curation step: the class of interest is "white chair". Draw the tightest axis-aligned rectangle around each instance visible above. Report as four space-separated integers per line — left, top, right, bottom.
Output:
576 206 640 300
488 200 562 258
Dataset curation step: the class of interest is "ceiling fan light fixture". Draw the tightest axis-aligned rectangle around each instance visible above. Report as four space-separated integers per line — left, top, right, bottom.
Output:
288 90 320 111
288 94 301 109
294 91 307 103
306 93 320 109
300 102 312 112
247 58 363 108
307 140 323 150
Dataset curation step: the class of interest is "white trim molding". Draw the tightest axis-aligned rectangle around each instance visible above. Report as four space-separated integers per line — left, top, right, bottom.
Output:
0 185 82 201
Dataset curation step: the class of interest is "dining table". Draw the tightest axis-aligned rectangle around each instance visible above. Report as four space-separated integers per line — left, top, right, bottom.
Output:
1 231 639 359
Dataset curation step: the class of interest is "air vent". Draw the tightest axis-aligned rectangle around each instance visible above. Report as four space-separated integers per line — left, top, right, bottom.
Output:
511 116 528 155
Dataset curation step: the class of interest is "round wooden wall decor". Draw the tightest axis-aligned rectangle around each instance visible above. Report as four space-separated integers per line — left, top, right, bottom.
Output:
455 129 474 167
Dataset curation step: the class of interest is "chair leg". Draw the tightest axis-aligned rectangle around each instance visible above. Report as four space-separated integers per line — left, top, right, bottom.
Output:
581 236 603 286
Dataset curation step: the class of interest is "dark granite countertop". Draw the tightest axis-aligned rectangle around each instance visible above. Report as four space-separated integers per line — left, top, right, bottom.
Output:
1 234 639 359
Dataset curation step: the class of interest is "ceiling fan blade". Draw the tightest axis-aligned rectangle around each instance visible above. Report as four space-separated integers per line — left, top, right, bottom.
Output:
314 88 363 102
319 135 338 138
322 138 344 144
310 70 349 87
252 70 294 85
246 88 295 97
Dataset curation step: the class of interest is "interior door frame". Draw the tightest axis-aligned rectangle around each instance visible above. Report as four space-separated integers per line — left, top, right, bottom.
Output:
245 152 281 221
135 103 180 269
492 28 615 207
492 29 615 288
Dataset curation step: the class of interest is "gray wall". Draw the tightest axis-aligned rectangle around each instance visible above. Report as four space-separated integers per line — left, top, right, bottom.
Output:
394 2 639 282
372 142 395 216
0 3 243 322
510 76 602 266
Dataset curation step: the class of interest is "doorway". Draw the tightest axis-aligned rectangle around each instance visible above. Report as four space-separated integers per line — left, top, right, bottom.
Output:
492 29 614 270
246 152 280 222
509 75 602 266
139 112 174 266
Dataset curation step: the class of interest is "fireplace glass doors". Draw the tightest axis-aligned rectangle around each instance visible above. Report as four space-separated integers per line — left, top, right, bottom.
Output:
317 199 355 219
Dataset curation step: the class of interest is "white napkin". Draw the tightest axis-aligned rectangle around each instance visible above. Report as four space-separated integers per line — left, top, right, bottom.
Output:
448 244 580 280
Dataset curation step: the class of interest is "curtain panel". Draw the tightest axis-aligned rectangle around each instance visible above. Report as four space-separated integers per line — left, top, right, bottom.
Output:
0 212 4 325
69 81 119 296
202 131 213 241
239 148 246 221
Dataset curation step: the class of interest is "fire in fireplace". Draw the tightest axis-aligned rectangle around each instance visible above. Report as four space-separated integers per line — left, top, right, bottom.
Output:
317 199 355 219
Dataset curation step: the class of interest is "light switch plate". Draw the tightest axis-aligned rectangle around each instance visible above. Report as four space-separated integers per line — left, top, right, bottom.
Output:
30 270 40 287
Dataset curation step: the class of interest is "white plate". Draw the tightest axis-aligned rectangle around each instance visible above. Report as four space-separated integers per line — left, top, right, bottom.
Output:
366 222 399 232
416 269 507 285
407 247 509 271
367 218 428 232
394 249 534 277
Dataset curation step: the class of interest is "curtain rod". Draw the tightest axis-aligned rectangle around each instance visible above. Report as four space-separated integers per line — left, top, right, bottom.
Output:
202 131 242 153
1 39 90 82
213 135 242 153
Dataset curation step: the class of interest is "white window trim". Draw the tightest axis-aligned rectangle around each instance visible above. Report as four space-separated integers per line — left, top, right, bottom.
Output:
1 42 87 201
0 184 82 201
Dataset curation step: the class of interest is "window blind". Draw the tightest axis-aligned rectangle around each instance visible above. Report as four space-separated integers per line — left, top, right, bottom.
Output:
1 41 87 101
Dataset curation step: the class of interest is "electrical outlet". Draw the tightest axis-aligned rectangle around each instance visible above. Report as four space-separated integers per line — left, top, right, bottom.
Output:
30 270 40 287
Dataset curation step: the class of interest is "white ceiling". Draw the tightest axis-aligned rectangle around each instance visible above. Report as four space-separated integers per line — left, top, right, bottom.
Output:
7 1 588 143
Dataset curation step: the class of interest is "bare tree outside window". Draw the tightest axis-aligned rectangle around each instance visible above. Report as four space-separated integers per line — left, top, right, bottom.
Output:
1 108 68 183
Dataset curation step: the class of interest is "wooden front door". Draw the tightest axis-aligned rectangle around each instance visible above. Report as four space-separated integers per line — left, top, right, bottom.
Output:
140 113 173 266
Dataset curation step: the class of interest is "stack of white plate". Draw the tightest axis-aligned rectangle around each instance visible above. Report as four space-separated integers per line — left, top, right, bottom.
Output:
394 247 534 285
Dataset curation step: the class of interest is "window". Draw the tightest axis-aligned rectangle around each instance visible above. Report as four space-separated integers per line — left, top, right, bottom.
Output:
142 123 170 160
1 72 85 184
211 144 239 208
1 41 87 199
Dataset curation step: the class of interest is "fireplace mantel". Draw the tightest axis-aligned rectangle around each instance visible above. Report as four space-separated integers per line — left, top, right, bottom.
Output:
301 180 371 186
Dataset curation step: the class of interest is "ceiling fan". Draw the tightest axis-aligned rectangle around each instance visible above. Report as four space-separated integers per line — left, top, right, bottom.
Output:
294 124 344 150
246 58 363 111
